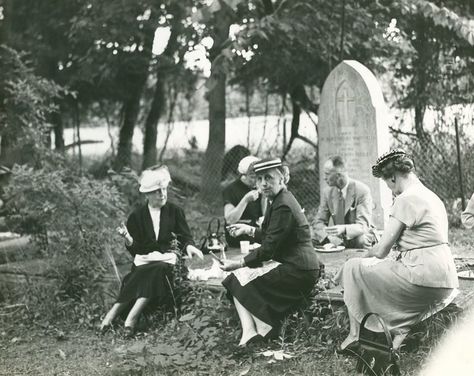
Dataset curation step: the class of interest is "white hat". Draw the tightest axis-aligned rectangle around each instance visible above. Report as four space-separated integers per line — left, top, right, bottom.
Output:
139 166 171 193
238 156 260 175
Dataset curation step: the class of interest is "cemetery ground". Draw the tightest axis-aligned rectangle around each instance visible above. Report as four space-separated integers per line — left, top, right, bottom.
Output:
0 214 472 375
0 151 472 376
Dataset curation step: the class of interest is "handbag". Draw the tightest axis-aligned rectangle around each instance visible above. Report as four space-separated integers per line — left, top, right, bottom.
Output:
200 217 227 254
356 313 400 376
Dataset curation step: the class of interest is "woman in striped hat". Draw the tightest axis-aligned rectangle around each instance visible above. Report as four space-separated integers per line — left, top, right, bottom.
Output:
221 158 321 346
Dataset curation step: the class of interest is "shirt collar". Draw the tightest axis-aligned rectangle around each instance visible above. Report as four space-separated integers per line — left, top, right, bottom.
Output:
339 181 349 200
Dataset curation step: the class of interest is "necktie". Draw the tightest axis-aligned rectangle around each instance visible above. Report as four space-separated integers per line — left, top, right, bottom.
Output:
335 189 345 225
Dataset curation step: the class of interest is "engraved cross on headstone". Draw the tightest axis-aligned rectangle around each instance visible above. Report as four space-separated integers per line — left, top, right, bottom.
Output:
336 86 355 128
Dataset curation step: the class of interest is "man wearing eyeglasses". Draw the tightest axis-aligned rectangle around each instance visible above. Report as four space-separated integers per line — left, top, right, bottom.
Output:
313 155 375 249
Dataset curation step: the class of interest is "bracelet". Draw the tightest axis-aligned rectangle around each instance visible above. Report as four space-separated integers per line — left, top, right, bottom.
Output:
249 227 255 237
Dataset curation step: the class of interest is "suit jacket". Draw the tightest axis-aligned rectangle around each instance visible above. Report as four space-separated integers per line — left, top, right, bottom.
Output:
244 188 320 270
125 202 193 256
315 178 373 240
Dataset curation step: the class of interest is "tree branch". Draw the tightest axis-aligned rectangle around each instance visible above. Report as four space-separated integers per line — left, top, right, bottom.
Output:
389 126 417 137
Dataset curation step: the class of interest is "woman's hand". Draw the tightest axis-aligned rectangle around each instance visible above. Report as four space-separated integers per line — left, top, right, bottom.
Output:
365 244 384 259
219 259 243 271
244 190 259 203
116 222 133 245
186 244 204 260
227 223 253 238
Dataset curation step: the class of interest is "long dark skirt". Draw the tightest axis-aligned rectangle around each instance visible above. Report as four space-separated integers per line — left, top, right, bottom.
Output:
222 263 319 327
117 261 174 306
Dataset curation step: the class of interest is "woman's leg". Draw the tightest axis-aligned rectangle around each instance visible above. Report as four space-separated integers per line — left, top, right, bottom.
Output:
124 297 150 328
340 310 360 349
100 302 128 329
251 313 273 337
233 297 258 346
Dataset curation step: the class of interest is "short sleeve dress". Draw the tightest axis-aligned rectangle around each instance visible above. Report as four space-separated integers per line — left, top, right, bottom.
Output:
336 182 458 333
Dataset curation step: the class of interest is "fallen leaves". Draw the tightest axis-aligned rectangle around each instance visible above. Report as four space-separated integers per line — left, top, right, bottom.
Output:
259 349 294 363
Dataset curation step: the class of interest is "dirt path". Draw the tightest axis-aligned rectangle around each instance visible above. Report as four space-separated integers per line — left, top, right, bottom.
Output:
0 325 119 376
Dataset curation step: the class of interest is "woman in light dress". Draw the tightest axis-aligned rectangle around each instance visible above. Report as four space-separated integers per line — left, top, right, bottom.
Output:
337 149 458 351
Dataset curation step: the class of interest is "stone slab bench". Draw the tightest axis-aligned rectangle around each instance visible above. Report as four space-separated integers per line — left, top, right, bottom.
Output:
0 236 40 264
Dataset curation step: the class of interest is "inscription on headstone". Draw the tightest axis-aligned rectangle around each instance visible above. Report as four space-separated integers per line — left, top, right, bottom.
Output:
318 60 392 229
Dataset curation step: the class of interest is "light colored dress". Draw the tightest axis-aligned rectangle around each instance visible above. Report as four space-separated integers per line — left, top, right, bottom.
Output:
337 182 458 333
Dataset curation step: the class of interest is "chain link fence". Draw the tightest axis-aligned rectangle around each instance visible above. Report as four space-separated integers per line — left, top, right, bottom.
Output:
196 115 473 229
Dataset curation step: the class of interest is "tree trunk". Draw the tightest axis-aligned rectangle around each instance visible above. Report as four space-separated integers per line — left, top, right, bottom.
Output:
141 5 183 171
114 94 142 171
0 0 12 45
202 65 227 205
201 4 233 205
113 36 154 171
0 0 16 167
52 109 64 151
142 78 165 170
282 99 301 159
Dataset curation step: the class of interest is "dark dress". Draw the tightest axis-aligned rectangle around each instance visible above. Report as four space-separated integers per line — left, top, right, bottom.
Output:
222 179 263 247
117 202 193 306
222 188 321 327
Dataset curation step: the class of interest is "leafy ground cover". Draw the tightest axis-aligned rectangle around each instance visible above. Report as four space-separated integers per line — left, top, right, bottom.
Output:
0 159 472 375
1 226 471 376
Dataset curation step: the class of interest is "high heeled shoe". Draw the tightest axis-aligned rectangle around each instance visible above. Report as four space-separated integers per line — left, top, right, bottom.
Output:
336 341 360 356
98 323 112 335
238 334 263 348
123 326 136 339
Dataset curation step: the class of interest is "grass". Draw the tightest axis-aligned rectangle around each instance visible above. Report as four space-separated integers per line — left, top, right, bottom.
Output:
1 153 473 375
0 269 467 376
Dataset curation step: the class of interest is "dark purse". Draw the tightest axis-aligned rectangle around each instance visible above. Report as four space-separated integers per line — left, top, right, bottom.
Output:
199 217 227 254
356 313 400 376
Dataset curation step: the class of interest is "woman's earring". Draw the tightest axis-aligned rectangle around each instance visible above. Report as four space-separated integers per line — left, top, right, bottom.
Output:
391 176 396 183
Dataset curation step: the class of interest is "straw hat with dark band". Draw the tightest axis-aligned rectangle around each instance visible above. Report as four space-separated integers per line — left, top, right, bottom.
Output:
253 158 283 173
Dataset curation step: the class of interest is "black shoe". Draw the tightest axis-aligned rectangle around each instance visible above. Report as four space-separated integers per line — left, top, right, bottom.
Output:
263 328 279 341
336 341 360 357
98 323 112 335
123 326 136 339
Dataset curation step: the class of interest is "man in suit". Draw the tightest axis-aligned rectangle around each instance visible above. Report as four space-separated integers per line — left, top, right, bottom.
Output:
313 156 374 248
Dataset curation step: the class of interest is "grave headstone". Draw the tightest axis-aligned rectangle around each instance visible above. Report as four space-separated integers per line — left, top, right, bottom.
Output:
318 60 391 229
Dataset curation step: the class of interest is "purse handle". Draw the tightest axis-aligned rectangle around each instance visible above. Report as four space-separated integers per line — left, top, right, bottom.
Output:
359 312 394 352
207 217 221 234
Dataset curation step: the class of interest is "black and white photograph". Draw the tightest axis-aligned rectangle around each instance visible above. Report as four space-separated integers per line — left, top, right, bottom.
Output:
0 0 473 375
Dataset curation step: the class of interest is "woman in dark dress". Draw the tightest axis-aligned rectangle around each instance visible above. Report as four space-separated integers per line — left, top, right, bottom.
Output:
220 158 321 346
100 166 203 336
223 155 266 247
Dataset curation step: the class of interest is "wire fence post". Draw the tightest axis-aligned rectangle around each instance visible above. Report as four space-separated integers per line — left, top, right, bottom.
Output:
454 117 466 210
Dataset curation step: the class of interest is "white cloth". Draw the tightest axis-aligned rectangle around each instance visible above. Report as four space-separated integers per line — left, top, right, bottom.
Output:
148 205 161 240
133 251 177 266
232 260 281 286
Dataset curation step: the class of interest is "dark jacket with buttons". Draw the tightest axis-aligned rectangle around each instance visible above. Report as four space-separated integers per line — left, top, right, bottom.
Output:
125 202 193 256
244 189 320 270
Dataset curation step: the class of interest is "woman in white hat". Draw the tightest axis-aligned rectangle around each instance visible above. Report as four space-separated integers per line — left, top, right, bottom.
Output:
100 166 203 337
222 155 266 247
221 158 321 346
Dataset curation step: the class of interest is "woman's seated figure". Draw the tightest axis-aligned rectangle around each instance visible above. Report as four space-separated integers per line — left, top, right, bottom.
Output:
336 149 458 352
220 158 321 346
100 166 203 337
223 155 266 247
